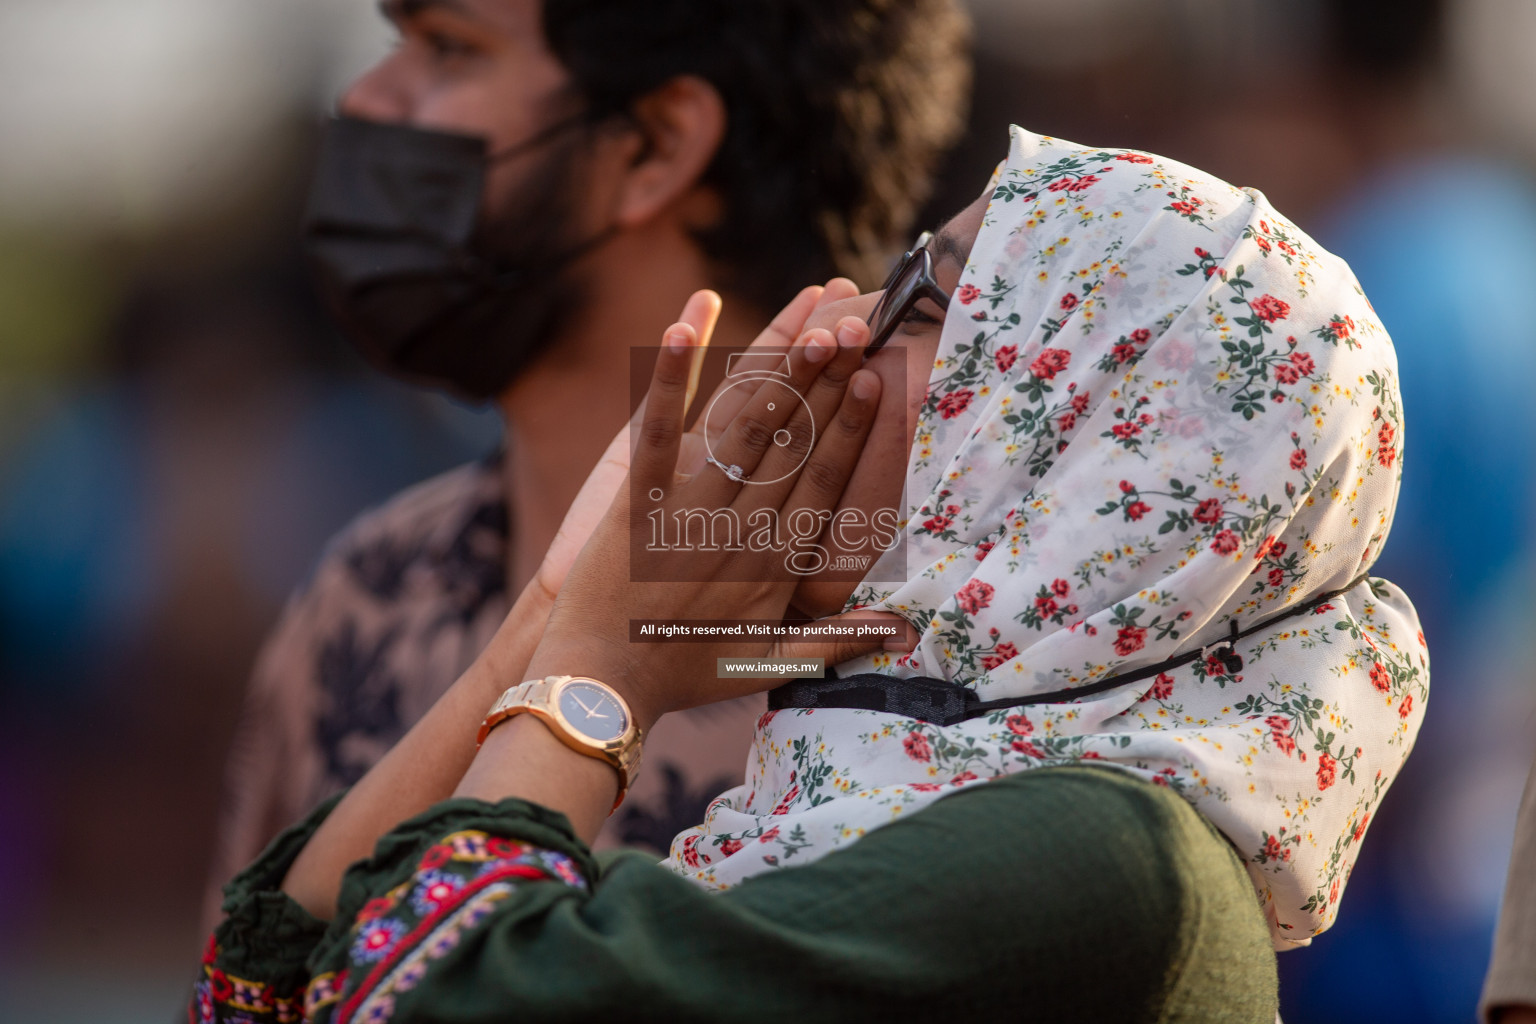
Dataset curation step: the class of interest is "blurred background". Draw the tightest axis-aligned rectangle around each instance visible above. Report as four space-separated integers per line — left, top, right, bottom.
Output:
0 0 1532 1020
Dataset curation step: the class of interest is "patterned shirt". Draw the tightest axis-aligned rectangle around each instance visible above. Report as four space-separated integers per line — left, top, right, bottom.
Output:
206 454 760 916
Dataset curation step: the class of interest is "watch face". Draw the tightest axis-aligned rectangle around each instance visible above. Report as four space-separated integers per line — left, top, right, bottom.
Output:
557 680 629 742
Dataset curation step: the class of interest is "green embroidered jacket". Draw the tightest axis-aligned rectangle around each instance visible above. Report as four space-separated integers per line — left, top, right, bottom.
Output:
188 764 1278 1023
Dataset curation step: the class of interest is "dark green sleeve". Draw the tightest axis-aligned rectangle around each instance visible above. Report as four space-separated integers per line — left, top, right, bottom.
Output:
190 765 1275 1024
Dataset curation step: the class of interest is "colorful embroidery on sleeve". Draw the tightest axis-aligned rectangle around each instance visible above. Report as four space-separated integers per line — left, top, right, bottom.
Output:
191 929 307 1024
330 831 587 1024
190 830 587 1024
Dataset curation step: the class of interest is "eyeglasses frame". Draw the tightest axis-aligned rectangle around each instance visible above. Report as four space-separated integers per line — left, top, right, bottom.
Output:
864 231 951 357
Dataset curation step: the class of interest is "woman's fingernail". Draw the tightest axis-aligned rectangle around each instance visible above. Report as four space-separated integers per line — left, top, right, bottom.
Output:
805 335 834 363
667 329 690 353
836 321 864 348
852 370 879 400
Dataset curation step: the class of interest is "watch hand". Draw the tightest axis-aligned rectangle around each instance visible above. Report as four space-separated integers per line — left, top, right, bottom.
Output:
571 694 609 719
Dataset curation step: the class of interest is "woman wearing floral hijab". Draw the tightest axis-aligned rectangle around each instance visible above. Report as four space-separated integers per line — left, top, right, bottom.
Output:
670 126 1426 949
187 128 1422 1022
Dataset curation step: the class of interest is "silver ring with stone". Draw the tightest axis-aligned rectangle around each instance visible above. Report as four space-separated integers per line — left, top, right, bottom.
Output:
706 454 749 484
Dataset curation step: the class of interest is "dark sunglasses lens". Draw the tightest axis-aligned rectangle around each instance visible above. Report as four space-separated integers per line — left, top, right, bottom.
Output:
867 254 927 345
876 231 933 292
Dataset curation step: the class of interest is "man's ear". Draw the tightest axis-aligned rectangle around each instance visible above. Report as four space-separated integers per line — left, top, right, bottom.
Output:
607 75 726 229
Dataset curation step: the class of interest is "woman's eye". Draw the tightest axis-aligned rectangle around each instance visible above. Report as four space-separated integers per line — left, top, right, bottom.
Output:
901 306 941 328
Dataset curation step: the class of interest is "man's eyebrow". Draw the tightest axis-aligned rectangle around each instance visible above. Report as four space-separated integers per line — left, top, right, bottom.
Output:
379 0 473 21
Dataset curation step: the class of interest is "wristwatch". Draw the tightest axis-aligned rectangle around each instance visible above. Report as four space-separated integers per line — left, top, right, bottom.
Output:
476 675 643 812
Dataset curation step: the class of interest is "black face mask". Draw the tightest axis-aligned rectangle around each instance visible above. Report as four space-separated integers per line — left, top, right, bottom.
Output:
302 115 607 401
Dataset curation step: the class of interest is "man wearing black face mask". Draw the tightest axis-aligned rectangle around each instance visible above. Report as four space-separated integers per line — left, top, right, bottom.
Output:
206 0 969 915
303 110 607 397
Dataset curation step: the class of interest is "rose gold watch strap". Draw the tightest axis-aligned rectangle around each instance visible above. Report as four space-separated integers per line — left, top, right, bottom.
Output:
475 678 551 746
475 677 640 815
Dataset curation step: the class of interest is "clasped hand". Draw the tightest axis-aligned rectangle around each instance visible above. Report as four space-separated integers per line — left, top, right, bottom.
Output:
524 282 910 732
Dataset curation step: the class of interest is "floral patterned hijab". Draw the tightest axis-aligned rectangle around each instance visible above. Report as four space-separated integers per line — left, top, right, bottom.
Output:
664 126 1427 949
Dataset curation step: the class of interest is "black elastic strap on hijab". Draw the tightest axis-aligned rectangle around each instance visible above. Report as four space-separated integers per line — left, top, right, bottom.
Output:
768 573 1377 726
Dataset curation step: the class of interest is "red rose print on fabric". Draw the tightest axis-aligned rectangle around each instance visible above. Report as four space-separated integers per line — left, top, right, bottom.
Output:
1252 294 1291 322
936 389 974 419
1114 626 1147 656
921 502 960 533
956 579 995 615
1317 752 1338 791
1267 715 1297 757
981 641 1019 670
770 784 800 815
1378 423 1397 467
956 283 981 304
1369 661 1391 693
1047 174 1100 193
1011 737 1045 758
1353 813 1371 842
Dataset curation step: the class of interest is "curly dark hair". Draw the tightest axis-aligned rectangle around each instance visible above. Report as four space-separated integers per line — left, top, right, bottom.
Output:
542 0 972 309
